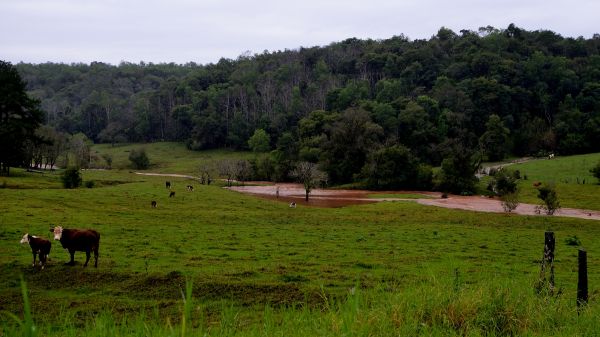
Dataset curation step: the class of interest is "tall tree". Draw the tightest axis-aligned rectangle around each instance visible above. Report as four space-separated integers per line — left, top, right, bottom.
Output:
323 107 383 184
479 114 510 161
0 61 44 175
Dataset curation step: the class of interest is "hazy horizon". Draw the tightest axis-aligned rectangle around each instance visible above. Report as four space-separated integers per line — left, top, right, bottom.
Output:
1 0 599 66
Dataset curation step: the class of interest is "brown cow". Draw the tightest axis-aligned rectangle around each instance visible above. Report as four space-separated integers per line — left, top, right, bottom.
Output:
20 234 51 269
50 226 100 268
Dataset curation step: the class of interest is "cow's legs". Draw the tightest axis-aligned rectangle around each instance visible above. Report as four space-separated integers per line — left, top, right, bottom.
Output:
32 252 36 267
66 249 76 265
39 253 46 269
93 248 99 268
84 249 91 267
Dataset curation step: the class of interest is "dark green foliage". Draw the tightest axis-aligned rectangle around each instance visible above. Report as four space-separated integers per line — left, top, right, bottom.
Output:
322 108 383 184
249 154 275 181
591 161 600 183
362 144 432 190
61 167 82 189
565 235 581 246
0 61 44 176
490 169 518 196
84 180 95 188
435 144 481 194
247 129 271 153
479 115 510 161
128 148 150 170
537 183 561 215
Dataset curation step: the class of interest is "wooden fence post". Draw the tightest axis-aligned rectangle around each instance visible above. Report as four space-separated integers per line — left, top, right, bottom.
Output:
577 248 588 310
538 231 556 293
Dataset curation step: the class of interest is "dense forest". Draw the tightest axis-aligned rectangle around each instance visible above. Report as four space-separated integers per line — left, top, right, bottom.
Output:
13 24 600 192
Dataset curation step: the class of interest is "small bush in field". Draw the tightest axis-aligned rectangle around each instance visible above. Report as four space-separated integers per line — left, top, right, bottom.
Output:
129 148 150 169
565 235 581 246
84 180 95 188
537 183 560 215
61 167 82 189
501 192 520 213
591 161 600 183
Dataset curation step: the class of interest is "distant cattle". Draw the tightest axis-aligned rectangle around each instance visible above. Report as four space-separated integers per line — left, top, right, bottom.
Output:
533 181 542 187
289 202 297 208
50 226 100 268
169 191 176 198
186 185 194 191
20 234 51 269
151 200 157 208
548 153 555 159
166 181 171 189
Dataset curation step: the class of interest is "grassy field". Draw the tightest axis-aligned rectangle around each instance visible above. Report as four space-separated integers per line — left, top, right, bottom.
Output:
2 147 600 336
90 142 253 175
506 153 600 210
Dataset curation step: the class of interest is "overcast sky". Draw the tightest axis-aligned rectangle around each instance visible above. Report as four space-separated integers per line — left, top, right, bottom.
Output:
1 0 599 66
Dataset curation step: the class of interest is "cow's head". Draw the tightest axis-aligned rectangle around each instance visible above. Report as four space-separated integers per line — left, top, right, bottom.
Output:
50 226 63 240
20 233 29 244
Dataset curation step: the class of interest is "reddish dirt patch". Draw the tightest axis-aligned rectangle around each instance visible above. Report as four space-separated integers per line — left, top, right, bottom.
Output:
229 183 378 207
229 183 600 221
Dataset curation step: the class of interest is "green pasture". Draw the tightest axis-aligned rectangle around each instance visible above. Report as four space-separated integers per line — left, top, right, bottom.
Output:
2 148 600 335
506 153 600 210
91 142 253 175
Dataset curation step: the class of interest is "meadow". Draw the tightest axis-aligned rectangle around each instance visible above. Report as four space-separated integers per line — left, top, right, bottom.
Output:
1 146 600 336
500 153 600 211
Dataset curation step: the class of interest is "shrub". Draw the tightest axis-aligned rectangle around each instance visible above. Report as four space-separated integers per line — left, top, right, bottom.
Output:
537 183 560 215
489 169 518 196
513 170 521 179
129 148 150 169
84 180 95 188
501 191 520 213
565 235 581 246
61 167 82 189
591 161 600 183
102 153 113 169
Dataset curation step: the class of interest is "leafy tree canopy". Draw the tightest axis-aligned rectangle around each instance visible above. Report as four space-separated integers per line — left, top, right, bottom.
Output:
0 61 43 175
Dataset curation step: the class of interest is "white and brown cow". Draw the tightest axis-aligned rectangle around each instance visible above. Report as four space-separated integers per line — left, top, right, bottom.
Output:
50 226 100 268
20 234 51 269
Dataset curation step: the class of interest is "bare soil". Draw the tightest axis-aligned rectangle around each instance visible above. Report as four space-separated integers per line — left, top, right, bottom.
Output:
229 183 600 221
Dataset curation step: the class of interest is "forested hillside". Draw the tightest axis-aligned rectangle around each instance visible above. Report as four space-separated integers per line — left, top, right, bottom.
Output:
14 24 600 189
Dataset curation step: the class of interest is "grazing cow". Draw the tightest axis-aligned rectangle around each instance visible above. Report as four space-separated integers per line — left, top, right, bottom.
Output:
166 181 171 189
50 226 100 268
186 185 194 191
289 202 296 208
548 153 555 159
20 234 51 269
169 191 176 198
151 200 157 208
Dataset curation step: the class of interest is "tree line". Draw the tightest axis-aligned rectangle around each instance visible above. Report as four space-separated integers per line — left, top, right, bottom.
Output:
6 24 600 192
